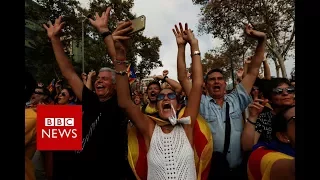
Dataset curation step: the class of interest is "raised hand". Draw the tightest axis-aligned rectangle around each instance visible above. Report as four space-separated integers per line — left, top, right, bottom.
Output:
153 75 164 80
236 68 244 78
172 22 188 46
248 98 268 118
88 70 96 77
43 16 65 40
183 29 198 45
89 7 111 33
112 21 133 61
245 24 266 40
112 21 132 42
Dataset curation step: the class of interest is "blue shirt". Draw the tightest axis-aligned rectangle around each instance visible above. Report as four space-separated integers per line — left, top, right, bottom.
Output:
199 83 252 168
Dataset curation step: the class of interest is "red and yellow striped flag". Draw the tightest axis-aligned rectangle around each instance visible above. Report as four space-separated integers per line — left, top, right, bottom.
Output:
127 107 213 180
247 147 294 180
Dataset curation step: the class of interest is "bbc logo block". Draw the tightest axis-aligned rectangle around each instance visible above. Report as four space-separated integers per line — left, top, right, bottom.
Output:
45 118 75 126
37 105 82 151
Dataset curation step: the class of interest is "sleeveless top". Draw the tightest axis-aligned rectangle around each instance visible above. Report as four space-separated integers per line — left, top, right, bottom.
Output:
147 124 197 180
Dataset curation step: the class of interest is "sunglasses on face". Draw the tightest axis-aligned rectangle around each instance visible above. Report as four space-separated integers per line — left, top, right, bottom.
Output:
272 87 295 95
157 92 176 101
60 92 66 97
34 91 44 95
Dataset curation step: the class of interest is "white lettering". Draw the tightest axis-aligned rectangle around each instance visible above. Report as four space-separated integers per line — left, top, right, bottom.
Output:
59 129 71 138
51 129 58 138
65 118 74 126
41 129 50 138
45 118 54 126
71 129 77 138
55 118 64 126
41 129 78 138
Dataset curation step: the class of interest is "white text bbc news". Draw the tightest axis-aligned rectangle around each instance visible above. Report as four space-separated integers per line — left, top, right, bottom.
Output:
42 118 78 138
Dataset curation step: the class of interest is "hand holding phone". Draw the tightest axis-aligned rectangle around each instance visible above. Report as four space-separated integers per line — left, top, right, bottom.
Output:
127 15 146 35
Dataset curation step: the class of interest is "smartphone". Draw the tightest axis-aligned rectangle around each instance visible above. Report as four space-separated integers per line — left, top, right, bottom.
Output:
128 15 146 35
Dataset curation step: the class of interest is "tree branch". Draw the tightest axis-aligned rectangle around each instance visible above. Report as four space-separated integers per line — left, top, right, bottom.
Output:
281 23 295 57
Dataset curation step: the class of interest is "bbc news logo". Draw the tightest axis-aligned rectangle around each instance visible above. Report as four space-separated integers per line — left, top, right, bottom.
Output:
37 105 82 151
42 118 77 138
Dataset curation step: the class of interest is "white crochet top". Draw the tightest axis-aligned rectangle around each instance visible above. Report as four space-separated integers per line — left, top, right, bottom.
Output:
147 124 196 180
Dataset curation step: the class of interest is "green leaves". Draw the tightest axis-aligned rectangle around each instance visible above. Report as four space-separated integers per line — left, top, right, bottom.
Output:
193 0 295 78
25 0 162 84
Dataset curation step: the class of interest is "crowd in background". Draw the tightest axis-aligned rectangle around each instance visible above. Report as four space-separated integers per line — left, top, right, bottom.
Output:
25 6 295 180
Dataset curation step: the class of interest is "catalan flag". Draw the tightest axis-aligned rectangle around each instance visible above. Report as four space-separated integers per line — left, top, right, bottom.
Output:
247 147 294 180
127 107 213 180
127 64 137 84
47 79 55 93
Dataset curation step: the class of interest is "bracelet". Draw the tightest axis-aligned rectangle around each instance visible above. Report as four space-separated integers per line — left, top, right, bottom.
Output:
114 60 129 65
246 118 256 125
115 70 128 76
163 76 168 82
101 31 112 39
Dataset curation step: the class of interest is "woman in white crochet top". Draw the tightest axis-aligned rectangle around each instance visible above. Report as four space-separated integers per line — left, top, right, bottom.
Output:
90 7 203 180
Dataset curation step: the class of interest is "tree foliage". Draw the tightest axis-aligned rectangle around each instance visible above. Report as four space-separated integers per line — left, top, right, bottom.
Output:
201 37 250 83
192 0 295 78
25 0 162 83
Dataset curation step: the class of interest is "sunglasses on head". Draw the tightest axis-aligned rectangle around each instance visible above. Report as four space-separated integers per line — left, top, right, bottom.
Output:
272 87 295 95
157 92 176 101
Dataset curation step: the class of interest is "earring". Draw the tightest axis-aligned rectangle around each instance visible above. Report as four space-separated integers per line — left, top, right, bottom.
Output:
287 139 290 142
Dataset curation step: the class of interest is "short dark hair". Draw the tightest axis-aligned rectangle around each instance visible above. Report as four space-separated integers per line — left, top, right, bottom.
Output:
262 78 290 100
147 81 161 90
205 68 225 83
271 105 295 139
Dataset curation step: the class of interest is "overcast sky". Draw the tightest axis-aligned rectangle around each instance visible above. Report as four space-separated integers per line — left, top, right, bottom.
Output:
78 0 294 80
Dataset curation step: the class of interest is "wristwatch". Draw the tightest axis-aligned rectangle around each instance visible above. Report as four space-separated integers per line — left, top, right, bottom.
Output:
101 31 112 39
191 50 201 56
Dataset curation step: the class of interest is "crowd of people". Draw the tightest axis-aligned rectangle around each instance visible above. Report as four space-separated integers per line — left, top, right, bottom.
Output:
25 6 295 180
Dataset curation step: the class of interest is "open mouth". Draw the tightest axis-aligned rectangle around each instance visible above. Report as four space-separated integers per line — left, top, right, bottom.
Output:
162 103 171 112
96 84 105 90
213 85 220 90
150 92 156 97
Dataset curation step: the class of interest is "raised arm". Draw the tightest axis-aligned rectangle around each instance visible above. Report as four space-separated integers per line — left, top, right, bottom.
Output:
85 70 96 90
241 25 267 94
43 17 84 101
89 8 154 139
242 57 252 79
173 23 192 96
241 98 266 151
180 26 203 128
155 75 182 93
263 59 271 80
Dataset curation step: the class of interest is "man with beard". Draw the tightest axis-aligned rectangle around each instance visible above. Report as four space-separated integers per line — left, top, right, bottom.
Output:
43 15 130 179
201 25 267 179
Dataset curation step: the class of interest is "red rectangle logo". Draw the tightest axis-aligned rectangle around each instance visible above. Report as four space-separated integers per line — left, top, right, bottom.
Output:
37 105 82 151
